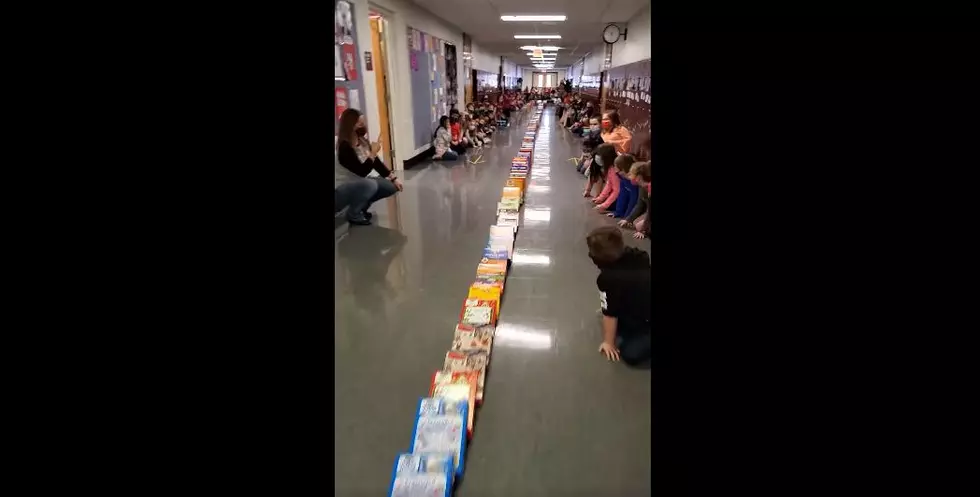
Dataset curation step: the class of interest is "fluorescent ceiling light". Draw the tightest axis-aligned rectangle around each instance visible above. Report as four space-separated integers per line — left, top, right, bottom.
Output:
514 34 561 39
527 53 557 57
501 15 566 22
519 45 561 51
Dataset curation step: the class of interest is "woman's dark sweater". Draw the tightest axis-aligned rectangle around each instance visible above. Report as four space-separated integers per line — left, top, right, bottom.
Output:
337 140 391 178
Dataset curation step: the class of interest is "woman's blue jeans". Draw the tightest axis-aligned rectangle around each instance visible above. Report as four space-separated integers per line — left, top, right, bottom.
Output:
336 177 397 221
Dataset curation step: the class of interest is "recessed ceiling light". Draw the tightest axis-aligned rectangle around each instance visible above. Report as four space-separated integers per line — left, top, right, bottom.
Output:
519 45 562 51
514 35 561 39
501 15 566 22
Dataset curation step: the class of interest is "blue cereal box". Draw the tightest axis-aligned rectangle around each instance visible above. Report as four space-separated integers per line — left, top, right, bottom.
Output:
386 472 452 497
409 398 468 478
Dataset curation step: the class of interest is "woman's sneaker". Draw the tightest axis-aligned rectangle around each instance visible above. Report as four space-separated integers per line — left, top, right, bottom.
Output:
346 215 371 226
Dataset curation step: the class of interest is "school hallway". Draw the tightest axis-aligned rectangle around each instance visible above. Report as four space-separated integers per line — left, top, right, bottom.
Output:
333 108 651 496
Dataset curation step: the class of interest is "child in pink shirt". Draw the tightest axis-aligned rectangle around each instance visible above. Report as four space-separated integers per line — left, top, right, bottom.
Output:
592 144 621 212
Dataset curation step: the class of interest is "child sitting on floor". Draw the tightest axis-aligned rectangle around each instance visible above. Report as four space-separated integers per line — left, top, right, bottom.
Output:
578 118 604 175
471 120 484 148
610 154 640 219
585 143 617 198
449 115 467 155
592 144 622 212
618 161 652 239
587 226 651 368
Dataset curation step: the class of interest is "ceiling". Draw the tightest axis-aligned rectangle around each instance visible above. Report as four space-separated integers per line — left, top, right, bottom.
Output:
410 0 648 68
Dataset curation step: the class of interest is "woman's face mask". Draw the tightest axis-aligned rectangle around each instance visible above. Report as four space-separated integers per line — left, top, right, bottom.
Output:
601 119 612 130
469 125 475 131
355 126 368 137
590 124 600 132
595 155 604 166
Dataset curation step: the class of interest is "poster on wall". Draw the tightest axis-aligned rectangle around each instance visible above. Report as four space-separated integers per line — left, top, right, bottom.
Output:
341 44 358 81
410 52 418 71
335 87 349 121
335 1 354 45
348 89 360 112
335 46 344 79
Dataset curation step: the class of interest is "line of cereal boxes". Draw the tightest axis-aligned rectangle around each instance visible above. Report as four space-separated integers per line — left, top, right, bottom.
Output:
385 102 547 497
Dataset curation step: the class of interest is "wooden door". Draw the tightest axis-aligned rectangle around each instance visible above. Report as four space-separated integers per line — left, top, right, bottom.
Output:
369 17 393 166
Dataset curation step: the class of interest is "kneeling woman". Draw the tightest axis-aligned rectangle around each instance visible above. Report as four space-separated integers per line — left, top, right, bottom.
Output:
336 108 403 226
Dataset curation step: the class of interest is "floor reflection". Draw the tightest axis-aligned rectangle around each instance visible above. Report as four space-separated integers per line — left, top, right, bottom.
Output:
336 225 408 323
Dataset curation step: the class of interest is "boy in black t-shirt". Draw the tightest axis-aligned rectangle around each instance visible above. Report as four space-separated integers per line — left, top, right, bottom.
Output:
586 226 652 368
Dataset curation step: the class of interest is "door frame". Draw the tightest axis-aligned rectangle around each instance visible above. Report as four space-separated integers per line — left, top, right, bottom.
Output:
367 9 397 169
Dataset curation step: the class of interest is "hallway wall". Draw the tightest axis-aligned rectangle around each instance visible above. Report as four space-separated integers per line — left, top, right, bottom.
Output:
470 40 499 73
611 4 651 68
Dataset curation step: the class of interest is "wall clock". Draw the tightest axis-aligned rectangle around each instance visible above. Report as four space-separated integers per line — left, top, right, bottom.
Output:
602 24 622 44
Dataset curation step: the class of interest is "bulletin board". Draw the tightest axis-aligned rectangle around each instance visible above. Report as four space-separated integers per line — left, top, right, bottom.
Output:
407 27 450 150
334 0 366 135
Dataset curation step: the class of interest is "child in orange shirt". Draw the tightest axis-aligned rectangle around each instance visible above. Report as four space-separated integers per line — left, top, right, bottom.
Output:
600 110 634 155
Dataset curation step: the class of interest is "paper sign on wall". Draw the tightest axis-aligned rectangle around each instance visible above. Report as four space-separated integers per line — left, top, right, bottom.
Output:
341 44 358 81
335 87 349 122
348 89 360 112
335 46 345 79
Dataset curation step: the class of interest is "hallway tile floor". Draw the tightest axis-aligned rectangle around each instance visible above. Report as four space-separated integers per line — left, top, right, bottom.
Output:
334 109 651 496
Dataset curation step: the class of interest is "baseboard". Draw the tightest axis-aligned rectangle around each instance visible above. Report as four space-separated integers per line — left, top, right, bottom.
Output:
402 146 435 170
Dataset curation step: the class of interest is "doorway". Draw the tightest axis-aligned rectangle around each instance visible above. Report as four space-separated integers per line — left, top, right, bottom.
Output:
368 10 396 167
470 69 478 104
599 70 607 112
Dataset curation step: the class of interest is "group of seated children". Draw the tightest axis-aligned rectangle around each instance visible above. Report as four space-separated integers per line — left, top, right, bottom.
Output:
571 111 648 239
560 94 598 136
432 107 498 161
588 149 652 240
